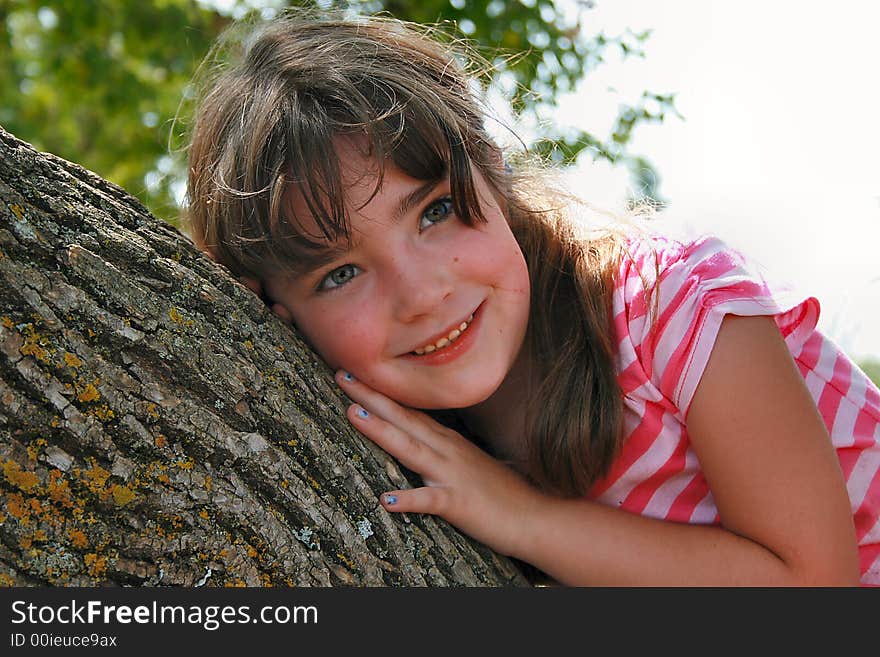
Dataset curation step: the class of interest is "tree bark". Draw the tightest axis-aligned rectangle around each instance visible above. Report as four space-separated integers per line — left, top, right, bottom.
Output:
0 127 529 587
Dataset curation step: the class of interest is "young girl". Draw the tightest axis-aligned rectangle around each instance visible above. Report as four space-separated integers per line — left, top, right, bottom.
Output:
186 12 880 586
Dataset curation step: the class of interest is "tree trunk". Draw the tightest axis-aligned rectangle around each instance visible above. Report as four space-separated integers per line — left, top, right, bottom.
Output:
0 127 529 587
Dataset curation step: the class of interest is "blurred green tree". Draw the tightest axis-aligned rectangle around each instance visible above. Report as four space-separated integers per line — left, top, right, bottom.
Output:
1 0 677 225
858 358 880 389
1 0 222 221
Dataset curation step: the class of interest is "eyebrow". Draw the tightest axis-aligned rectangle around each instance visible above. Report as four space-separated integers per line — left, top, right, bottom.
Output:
393 178 442 223
294 178 443 278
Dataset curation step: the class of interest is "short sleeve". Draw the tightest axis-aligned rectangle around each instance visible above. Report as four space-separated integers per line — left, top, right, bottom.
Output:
617 235 820 419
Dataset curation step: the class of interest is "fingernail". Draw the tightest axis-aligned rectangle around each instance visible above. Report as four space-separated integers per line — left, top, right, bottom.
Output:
355 406 369 419
383 494 397 505
342 371 355 382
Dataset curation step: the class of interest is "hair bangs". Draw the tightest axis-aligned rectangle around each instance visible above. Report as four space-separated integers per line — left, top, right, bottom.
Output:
383 104 485 228
270 92 487 278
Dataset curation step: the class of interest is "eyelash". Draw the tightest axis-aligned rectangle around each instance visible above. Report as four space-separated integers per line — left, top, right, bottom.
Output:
316 196 455 292
418 196 454 232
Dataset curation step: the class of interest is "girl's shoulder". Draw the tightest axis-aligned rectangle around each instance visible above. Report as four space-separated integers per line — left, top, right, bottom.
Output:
614 231 800 315
615 228 812 320
618 232 742 285
612 230 822 415
614 232 754 309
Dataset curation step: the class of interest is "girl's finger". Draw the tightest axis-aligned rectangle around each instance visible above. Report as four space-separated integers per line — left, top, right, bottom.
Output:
347 404 438 476
336 371 445 448
379 487 450 516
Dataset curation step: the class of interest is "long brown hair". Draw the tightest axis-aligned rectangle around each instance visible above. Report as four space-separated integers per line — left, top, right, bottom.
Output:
186 11 625 497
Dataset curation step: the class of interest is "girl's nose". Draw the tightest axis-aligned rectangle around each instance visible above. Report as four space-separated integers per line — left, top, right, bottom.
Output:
389 255 454 323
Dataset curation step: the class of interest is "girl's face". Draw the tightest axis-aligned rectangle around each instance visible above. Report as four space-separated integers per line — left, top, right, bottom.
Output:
264 139 531 410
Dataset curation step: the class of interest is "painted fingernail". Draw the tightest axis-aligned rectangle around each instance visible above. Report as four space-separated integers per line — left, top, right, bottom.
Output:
383 494 398 505
342 371 355 382
355 406 369 419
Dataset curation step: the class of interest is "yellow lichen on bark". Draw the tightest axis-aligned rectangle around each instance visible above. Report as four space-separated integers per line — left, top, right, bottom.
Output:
47 470 73 507
175 457 194 470
19 324 50 362
68 528 88 549
10 203 25 220
5 492 31 525
76 381 100 403
81 463 110 494
63 352 83 369
336 552 356 569
26 438 47 461
83 552 108 578
111 484 135 507
2 460 40 492
91 404 115 421
168 307 194 328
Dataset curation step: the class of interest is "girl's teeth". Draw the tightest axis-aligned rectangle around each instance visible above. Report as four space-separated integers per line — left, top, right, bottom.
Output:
412 314 475 355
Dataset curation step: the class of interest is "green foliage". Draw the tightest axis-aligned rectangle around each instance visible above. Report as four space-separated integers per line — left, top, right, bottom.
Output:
1 0 676 225
1 0 222 221
858 358 880 389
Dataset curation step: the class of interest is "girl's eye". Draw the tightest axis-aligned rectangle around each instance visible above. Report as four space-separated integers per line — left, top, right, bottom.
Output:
318 263 361 291
418 197 454 231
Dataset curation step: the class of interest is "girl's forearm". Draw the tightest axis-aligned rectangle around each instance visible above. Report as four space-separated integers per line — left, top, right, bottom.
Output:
513 496 857 586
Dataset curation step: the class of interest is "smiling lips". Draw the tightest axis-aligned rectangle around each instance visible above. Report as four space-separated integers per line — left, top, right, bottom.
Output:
411 313 475 355
401 304 482 367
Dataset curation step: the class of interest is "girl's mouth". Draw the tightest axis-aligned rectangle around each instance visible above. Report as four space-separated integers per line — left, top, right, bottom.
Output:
403 303 483 365
411 313 474 355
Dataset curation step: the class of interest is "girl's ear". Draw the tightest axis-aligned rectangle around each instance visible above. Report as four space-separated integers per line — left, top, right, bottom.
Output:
270 302 294 325
240 276 293 325
240 276 262 296
259 281 296 326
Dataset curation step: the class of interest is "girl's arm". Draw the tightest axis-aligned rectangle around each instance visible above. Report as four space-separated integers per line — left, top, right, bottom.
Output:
338 315 860 585
516 315 860 585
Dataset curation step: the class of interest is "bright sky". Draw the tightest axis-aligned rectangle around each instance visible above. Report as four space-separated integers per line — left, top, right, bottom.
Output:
550 0 880 361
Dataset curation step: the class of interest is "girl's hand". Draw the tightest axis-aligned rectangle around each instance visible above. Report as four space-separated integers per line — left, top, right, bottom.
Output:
335 370 547 558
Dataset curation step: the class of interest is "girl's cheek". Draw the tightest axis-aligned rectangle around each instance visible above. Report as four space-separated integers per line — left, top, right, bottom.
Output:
313 310 385 372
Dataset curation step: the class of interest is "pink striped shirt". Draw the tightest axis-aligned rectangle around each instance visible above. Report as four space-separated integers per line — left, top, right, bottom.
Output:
588 235 880 585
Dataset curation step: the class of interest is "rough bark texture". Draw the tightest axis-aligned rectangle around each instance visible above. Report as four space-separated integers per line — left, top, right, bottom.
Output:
0 127 529 587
